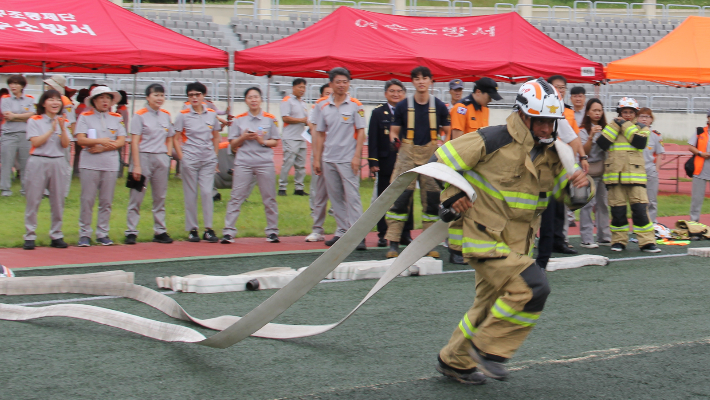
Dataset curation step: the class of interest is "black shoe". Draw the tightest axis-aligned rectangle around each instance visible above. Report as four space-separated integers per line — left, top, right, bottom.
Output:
641 243 661 253
153 232 173 244
400 234 413 246
356 239 367 250
552 245 578 255
467 344 509 381
23 240 35 250
125 234 137 245
50 238 68 248
213 192 222 202
188 229 200 242
569 220 577 227
266 233 280 243
611 243 626 252
221 234 235 244
377 238 388 247
203 229 219 243
294 189 309 196
449 251 467 265
436 358 486 385
278 190 287 196
325 236 340 246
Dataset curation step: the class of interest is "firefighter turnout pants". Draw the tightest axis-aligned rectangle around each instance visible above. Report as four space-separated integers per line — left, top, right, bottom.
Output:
607 184 655 246
439 253 550 369
385 141 440 242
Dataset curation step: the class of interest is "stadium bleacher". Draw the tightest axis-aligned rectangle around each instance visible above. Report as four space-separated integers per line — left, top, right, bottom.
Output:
16 9 710 113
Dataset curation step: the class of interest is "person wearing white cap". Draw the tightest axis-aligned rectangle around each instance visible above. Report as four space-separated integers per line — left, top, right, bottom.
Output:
43 74 77 198
75 86 126 247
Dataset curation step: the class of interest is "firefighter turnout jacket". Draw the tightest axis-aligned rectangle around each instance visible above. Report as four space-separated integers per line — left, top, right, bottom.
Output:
436 112 594 259
597 118 649 186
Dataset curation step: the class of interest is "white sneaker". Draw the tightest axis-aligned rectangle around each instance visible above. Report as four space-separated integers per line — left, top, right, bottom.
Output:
580 242 599 249
305 232 325 242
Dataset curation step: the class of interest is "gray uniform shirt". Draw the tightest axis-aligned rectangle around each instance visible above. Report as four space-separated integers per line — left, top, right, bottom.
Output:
312 95 365 163
643 130 665 173
689 131 710 180
131 106 174 153
75 110 127 172
578 127 607 163
26 114 66 158
174 106 219 161
1 94 35 135
573 109 584 127
280 95 308 141
229 111 280 166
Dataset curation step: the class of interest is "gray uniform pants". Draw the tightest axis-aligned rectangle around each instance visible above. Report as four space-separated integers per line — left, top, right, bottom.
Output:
310 158 329 235
0 132 30 193
125 153 170 236
79 169 118 239
24 156 66 240
63 146 72 198
279 139 307 191
322 161 361 237
579 175 611 244
690 177 710 222
223 164 278 236
181 157 217 230
646 169 660 223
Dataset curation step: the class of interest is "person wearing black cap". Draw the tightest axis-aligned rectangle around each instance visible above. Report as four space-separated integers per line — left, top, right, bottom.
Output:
447 79 465 112
446 77 502 264
449 77 502 141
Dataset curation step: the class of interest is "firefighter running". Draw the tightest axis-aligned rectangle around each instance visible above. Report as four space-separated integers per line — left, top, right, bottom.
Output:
596 97 661 253
434 79 593 384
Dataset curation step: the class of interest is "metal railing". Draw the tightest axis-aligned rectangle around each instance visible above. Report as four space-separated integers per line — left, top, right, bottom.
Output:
130 0 206 15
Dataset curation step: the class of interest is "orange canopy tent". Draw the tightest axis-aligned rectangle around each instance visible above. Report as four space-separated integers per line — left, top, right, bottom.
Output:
605 16 710 85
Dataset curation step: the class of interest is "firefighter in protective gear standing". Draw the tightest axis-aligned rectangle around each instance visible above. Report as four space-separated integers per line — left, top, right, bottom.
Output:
385 66 450 259
435 79 593 384
595 98 661 253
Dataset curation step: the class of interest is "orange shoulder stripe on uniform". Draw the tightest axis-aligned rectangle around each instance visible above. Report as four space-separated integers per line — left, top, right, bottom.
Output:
180 109 190 114
108 112 121 118
350 97 362 106
206 108 215 113
26 95 34 99
282 95 291 101
315 96 328 103
184 101 190 105
263 112 277 119
30 115 43 120
62 96 72 105
234 112 248 118
81 110 95 116
160 109 170 115
320 101 330 110
1 94 9 98
135 107 149 115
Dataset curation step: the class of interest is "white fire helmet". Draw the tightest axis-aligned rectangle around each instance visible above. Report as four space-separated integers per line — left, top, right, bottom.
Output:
617 97 640 113
654 223 672 240
515 78 565 120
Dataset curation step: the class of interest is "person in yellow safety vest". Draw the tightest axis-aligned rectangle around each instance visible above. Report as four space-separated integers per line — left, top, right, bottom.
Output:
595 97 661 253
434 78 593 384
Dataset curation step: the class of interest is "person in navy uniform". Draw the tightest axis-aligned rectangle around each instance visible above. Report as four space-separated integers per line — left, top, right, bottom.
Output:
367 79 413 247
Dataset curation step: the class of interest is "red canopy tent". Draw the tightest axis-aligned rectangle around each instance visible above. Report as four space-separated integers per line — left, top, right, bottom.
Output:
0 0 227 73
234 8 604 83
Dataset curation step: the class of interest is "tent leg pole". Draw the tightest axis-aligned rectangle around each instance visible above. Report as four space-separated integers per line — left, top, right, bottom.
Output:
124 73 138 178
42 61 46 80
266 75 271 113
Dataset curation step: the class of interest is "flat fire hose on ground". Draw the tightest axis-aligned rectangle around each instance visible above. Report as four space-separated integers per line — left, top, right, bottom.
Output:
0 163 476 348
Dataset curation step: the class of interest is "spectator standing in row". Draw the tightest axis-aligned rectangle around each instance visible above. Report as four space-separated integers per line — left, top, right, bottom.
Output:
446 77 502 264
22 90 71 250
688 110 710 222
446 79 464 112
570 86 586 127
578 98 611 248
222 87 280 244
312 67 367 250
278 78 309 197
173 82 221 243
75 86 126 247
1 75 35 197
367 79 413 248
385 66 450 259
305 83 332 242
638 108 664 223
124 84 175 245
43 75 77 198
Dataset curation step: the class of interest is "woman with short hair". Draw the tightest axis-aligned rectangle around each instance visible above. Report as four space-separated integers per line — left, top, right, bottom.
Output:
638 108 664 223
22 90 71 250
124 83 175 245
1 75 35 197
75 86 126 247
173 82 221 243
